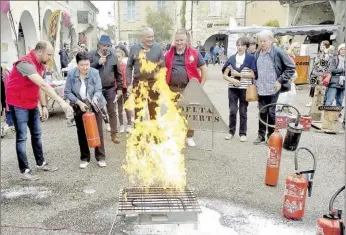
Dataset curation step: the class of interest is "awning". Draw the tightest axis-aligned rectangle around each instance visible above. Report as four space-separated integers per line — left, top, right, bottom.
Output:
1 1 10 14
274 25 340 36
218 25 341 36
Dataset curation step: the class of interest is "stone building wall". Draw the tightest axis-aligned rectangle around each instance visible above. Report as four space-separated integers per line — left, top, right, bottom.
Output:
187 1 239 47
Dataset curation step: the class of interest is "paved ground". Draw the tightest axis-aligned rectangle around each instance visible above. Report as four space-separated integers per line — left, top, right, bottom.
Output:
1 65 345 235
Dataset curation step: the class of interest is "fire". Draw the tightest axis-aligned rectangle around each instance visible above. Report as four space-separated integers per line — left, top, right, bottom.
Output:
123 51 188 190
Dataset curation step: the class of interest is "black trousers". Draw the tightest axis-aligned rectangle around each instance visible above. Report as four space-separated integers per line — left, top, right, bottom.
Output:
74 106 105 162
228 88 248 136
258 93 279 139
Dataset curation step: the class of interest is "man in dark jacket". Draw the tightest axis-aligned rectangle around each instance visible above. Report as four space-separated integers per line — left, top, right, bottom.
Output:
59 43 70 77
253 30 295 144
90 35 123 143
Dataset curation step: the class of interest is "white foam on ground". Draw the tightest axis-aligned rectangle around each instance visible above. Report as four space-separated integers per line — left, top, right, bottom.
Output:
1 187 51 200
83 188 96 194
125 199 315 235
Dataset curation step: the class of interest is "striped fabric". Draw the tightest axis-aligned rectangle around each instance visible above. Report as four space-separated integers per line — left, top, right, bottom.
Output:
227 65 253 89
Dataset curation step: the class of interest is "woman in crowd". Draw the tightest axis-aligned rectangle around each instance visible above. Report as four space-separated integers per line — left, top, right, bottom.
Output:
325 43 345 106
222 36 256 142
64 51 107 169
115 49 133 133
1 66 15 137
307 40 332 107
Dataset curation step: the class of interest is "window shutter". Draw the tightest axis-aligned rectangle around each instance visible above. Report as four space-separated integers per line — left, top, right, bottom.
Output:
123 2 128 21
208 1 214 16
135 1 140 21
215 1 221 16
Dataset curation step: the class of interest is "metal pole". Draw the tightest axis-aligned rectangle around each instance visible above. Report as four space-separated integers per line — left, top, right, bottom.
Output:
210 107 215 154
189 102 208 156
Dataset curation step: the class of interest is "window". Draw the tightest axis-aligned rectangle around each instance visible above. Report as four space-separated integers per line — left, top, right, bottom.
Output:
127 1 136 21
157 0 166 9
208 1 221 17
128 34 140 45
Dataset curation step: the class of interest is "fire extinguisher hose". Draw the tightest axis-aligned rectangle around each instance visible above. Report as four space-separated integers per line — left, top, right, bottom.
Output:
294 147 317 197
258 103 301 128
328 185 345 213
294 147 317 179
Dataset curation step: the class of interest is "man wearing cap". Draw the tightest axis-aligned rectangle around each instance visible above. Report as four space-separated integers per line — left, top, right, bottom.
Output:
90 35 123 143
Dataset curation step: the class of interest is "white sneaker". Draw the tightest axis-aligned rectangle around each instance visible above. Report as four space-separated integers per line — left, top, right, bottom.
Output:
240 136 247 142
119 125 125 133
225 134 233 140
98 160 107 167
306 102 312 107
105 123 111 132
79 161 89 169
1 124 10 137
21 169 40 181
186 137 196 147
126 125 133 133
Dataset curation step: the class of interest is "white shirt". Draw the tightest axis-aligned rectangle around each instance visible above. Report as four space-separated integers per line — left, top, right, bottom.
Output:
235 53 245 68
79 79 87 100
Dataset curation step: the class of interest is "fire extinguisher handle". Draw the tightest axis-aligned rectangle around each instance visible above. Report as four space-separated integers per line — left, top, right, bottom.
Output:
258 103 301 128
329 185 346 213
294 147 317 180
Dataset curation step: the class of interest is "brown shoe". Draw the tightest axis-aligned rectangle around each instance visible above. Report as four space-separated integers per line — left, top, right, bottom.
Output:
111 133 120 144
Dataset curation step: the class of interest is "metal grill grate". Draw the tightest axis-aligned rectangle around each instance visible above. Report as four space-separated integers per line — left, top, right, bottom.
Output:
117 187 201 214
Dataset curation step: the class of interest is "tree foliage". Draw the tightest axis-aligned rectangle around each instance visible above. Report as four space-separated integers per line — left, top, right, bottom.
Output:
263 19 280 27
145 7 174 42
104 24 116 41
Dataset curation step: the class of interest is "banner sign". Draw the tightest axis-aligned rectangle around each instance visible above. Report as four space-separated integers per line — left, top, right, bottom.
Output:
177 79 228 132
47 10 62 71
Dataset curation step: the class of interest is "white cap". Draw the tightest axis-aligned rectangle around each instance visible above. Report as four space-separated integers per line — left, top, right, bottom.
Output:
338 43 345 52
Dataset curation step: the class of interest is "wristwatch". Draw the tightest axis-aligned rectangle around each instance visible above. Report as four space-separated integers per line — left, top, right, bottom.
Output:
42 105 47 108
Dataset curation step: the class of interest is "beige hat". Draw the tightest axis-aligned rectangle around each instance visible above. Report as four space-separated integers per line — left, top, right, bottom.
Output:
338 43 345 52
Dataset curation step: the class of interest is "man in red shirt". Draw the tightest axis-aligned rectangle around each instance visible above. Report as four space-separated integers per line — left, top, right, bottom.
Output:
165 28 208 147
6 41 74 181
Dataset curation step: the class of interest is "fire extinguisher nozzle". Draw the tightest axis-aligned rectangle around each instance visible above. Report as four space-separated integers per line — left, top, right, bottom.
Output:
308 181 313 197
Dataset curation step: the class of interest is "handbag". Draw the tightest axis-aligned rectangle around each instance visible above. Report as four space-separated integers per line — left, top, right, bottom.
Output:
246 82 258 102
320 72 331 87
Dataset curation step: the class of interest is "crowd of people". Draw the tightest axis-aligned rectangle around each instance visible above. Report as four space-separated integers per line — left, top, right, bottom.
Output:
1 26 344 180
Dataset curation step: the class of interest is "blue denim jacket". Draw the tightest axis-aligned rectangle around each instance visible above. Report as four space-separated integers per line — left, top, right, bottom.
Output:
64 67 107 108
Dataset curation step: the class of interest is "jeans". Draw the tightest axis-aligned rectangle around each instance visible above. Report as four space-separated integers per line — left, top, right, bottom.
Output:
102 87 118 134
228 88 248 136
325 87 345 106
9 105 45 173
117 88 133 126
5 110 14 126
74 106 105 162
258 93 279 139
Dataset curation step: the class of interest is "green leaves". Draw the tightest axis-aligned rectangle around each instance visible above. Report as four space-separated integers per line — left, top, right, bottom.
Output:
145 7 173 42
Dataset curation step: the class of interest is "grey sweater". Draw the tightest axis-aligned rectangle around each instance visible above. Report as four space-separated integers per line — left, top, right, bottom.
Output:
126 43 164 86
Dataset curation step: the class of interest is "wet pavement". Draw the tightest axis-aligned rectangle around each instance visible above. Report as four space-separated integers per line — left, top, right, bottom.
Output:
1 65 344 234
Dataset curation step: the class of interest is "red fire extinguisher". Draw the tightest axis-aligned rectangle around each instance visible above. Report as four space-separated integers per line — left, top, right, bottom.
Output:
259 103 284 186
259 103 303 187
282 147 316 220
83 110 101 148
316 185 345 235
265 128 283 186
